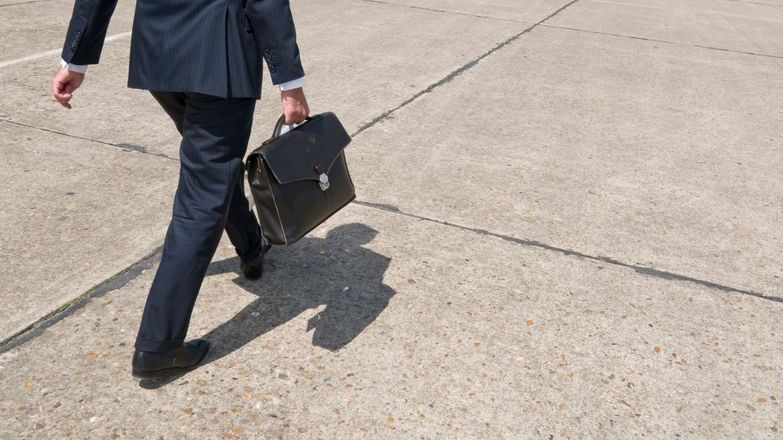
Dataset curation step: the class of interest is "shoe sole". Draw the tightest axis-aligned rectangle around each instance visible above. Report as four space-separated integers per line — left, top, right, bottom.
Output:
132 344 210 379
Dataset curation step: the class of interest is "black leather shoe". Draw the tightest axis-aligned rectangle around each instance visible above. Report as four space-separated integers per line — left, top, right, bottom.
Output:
131 339 210 378
241 242 271 280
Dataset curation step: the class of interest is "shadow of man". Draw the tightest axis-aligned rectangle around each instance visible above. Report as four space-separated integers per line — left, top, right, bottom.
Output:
139 223 395 388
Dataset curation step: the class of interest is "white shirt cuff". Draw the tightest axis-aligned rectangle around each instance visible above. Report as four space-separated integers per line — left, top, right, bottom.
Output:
277 76 304 91
60 58 88 74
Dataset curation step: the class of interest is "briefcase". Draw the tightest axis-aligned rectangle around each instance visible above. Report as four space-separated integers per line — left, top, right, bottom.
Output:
246 113 355 246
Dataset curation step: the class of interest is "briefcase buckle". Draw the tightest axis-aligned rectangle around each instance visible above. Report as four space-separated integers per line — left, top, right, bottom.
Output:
319 173 330 191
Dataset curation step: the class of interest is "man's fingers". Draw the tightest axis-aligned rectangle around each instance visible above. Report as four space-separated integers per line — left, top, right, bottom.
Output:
285 114 308 125
51 82 73 108
52 80 63 96
52 89 72 101
52 95 72 109
51 93 72 109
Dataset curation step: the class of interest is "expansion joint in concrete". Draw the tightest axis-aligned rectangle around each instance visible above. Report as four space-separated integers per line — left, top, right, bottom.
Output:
353 200 783 304
350 0 582 138
542 24 783 60
1 118 178 162
0 245 163 354
0 0 51 7
725 0 783 8
356 0 526 23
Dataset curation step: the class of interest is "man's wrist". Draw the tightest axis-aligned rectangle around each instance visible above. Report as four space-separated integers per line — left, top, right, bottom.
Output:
60 58 88 74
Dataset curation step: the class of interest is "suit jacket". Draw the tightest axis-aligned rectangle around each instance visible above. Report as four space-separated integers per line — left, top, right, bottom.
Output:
61 0 305 98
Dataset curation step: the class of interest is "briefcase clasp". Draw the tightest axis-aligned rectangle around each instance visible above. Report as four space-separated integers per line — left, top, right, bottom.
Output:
319 173 330 191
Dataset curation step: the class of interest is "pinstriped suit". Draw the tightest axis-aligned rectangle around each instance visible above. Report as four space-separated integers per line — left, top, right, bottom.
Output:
61 0 305 352
61 0 304 97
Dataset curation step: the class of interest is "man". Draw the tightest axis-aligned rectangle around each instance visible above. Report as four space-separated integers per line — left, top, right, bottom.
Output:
51 0 309 378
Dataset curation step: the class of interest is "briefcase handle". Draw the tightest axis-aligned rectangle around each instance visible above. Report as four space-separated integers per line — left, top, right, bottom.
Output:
272 114 313 138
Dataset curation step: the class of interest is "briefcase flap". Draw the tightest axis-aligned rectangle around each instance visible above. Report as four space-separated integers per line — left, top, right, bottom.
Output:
256 112 352 185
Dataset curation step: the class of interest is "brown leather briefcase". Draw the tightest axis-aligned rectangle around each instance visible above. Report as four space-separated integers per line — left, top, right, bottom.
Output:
246 113 355 246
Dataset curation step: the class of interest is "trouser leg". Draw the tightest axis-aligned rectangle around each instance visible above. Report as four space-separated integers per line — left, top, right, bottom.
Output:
150 91 186 134
151 92 264 264
224 171 264 263
135 91 257 353
149 90 265 272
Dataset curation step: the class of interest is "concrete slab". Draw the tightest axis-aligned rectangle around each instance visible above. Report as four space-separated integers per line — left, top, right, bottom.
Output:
0 40 178 160
347 25 783 296
1 0 781 436
0 122 177 342
548 0 783 57
0 0 522 158
356 0 575 23
1 204 780 438
0 0 135 62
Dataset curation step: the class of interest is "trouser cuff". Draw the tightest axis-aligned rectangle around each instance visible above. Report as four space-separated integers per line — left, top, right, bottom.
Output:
239 228 265 264
134 336 185 353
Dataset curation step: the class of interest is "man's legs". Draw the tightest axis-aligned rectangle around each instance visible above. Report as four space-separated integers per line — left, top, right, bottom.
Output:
149 91 264 263
135 91 259 353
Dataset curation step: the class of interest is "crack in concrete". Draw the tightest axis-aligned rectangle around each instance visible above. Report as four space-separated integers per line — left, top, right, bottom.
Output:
356 0 526 24
3 0 577 155
353 200 782 304
6 188 779 353
0 246 163 354
725 0 783 8
0 0 51 7
542 24 783 60
350 0 582 137
1 118 178 161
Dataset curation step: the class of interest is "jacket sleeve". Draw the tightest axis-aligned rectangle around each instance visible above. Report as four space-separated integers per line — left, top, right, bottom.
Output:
245 0 305 85
61 0 119 65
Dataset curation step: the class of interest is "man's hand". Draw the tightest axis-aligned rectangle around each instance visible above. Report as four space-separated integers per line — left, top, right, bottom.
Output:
51 68 85 109
281 88 309 124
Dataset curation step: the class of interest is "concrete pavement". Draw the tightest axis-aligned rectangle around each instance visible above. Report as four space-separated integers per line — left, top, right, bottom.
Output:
1 0 781 438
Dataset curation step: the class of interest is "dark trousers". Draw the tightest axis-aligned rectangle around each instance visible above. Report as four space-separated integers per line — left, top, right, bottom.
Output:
134 91 263 353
